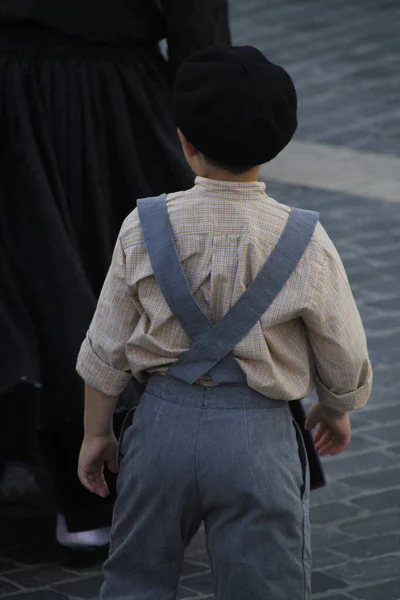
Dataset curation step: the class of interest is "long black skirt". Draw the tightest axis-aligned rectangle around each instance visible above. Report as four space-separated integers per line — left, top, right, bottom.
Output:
0 24 194 414
0 24 194 528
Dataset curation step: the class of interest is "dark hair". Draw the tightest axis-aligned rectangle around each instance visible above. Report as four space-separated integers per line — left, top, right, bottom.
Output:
203 155 258 175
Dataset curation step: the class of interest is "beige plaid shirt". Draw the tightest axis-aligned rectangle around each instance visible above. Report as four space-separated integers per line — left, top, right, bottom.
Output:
77 177 372 412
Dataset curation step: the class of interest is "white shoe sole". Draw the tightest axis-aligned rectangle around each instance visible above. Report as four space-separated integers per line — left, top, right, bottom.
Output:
56 514 110 549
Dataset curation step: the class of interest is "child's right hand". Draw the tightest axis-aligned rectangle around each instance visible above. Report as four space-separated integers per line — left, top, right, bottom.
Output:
305 401 351 456
78 434 118 498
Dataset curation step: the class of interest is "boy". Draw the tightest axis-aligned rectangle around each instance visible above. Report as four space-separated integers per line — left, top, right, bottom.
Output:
77 46 372 600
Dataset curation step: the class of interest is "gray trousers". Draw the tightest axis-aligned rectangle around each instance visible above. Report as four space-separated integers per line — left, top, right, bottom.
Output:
101 375 311 600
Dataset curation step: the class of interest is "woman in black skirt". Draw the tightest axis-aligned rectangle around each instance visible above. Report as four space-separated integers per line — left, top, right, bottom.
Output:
0 0 232 547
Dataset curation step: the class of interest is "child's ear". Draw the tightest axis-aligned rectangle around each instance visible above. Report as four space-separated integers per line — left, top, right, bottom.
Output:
177 129 198 158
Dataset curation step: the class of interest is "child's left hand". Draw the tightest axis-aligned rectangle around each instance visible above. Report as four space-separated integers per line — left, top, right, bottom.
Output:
78 434 118 498
305 401 351 456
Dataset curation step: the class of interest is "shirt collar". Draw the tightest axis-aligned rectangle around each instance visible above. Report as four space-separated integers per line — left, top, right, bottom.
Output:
194 176 266 198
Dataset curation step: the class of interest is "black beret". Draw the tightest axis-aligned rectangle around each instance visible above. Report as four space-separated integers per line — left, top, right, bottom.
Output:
173 45 297 166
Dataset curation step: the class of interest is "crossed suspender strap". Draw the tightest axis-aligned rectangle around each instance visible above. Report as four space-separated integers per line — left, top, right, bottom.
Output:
137 195 245 384
137 195 319 385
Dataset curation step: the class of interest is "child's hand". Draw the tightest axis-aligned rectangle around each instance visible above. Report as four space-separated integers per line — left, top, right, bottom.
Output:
78 434 118 498
305 401 351 456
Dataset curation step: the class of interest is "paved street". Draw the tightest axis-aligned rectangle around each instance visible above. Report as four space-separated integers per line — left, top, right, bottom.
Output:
1 0 400 598
231 0 400 156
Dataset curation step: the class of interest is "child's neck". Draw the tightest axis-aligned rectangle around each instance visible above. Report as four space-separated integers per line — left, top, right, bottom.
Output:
196 165 261 183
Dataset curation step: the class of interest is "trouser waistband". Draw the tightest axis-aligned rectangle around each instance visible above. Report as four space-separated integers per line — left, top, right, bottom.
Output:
145 374 288 410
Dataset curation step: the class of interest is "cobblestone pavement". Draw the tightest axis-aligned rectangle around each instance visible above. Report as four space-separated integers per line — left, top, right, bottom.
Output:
230 0 400 156
1 0 400 598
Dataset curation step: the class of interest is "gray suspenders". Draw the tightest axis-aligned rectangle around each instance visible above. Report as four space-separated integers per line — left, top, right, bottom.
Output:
137 194 319 385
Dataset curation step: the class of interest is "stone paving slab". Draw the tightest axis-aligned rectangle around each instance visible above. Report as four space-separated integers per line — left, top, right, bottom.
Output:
262 141 400 203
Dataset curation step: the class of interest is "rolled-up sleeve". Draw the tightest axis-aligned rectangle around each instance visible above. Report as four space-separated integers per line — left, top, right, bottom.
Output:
303 236 373 412
77 232 139 396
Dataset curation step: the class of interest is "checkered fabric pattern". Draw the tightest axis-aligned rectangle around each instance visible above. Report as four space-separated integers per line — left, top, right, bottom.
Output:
77 177 372 412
